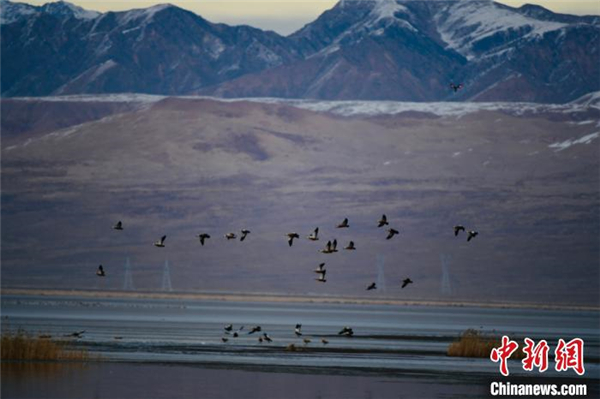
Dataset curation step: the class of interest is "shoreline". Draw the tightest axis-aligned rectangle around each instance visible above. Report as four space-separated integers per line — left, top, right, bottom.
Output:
2 288 597 312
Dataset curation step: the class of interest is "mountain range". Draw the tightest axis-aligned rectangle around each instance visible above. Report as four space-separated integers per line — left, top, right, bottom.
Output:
1 0 599 102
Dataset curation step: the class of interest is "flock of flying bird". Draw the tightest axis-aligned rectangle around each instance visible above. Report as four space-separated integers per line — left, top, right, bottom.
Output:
96 215 478 345
99 215 478 290
92 81 474 345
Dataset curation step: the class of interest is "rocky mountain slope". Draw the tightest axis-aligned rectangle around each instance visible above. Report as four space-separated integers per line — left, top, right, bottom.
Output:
1 0 598 102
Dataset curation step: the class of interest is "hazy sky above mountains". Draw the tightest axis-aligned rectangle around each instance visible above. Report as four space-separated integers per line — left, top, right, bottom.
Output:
20 1 600 35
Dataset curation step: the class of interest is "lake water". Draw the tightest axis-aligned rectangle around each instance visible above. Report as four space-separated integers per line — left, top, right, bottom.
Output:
1 294 598 398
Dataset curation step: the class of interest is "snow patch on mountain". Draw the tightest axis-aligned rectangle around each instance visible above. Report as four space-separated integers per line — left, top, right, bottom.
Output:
118 4 170 25
40 1 100 20
366 0 410 28
549 132 599 151
0 0 100 24
435 0 566 57
0 0 38 24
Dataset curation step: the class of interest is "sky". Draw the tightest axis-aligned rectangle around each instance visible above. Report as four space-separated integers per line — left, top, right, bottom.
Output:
19 0 600 35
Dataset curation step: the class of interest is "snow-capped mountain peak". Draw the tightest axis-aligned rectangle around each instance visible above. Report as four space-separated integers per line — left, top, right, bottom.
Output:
40 1 100 20
0 0 100 25
0 0 37 24
434 0 567 57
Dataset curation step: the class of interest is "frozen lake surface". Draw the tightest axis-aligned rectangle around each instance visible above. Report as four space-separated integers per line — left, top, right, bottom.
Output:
1 294 598 398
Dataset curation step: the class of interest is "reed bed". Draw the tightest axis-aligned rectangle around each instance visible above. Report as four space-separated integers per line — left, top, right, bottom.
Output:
447 329 525 359
1 330 90 361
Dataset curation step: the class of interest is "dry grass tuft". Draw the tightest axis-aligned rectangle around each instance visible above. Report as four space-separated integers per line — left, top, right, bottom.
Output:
447 329 525 359
1 330 90 361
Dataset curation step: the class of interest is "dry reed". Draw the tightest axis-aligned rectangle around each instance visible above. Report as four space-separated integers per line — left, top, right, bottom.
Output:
447 329 525 359
1 330 90 361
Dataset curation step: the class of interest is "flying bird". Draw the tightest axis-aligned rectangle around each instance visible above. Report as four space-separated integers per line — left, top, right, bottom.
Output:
294 324 302 337
338 326 353 336
224 233 237 240
386 228 399 240
258 336 264 343
332 239 338 252
112 221 123 230
314 263 327 282
314 263 326 274
454 225 465 236
197 233 211 245
321 338 329 345
344 241 356 250
287 232 300 247
337 218 349 228
96 265 105 277
307 227 319 241
366 282 377 291
401 278 413 289
224 324 233 332
154 235 166 247
377 215 388 227
66 330 85 338
221 337 229 343
232 326 244 337
467 230 478 242
248 326 262 334
263 333 273 343
320 240 333 254
240 229 251 241
449 82 463 92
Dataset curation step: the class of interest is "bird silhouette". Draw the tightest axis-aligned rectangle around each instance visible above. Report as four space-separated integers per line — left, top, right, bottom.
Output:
287 233 300 247
221 337 229 343
224 324 233 332
338 326 353 336
450 82 463 92
320 240 333 254
321 338 329 345
344 241 356 250
401 278 413 288
307 227 319 241
263 333 273 343
96 265 105 277
314 263 326 273
197 233 211 245
467 230 478 242
240 229 250 241
366 282 377 290
332 239 338 252
377 215 388 227
248 326 262 334
154 235 166 247
112 221 123 230
386 228 399 240
454 225 465 236
337 218 349 228
314 261 327 282
294 324 302 336
224 233 237 240
303 338 311 345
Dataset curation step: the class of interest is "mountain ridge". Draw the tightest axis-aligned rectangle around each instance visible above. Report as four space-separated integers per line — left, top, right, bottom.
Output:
1 0 598 102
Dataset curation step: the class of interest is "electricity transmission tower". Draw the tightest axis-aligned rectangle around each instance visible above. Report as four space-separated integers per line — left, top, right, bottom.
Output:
440 254 452 296
162 259 173 292
123 257 134 291
376 254 386 292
